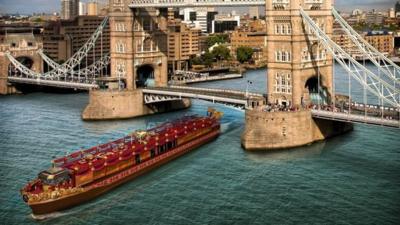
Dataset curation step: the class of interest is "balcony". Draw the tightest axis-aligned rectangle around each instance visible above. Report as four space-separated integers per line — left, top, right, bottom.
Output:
272 0 289 10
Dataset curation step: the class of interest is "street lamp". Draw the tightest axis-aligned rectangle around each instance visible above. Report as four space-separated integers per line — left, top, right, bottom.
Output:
246 80 252 98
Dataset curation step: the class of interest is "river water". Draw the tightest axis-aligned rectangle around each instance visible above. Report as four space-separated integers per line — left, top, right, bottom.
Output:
0 66 399 225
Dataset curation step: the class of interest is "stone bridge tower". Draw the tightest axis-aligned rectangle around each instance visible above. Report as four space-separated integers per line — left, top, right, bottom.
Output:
0 33 43 94
108 0 168 90
83 0 187 120
265 0 333 107
242 0 352 150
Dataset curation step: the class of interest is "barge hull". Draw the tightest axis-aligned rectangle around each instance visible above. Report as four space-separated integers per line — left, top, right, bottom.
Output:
29 130 219 215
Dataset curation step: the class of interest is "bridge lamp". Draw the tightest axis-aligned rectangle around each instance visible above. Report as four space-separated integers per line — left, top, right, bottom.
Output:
246 80 253 98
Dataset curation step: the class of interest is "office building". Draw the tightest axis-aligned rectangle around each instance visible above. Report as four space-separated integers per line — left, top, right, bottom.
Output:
212 14 240 33
167 20 201 72
43 16 110 64
61 0 79 20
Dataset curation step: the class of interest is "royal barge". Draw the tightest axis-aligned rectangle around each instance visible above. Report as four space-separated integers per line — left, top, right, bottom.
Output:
21 109 222 215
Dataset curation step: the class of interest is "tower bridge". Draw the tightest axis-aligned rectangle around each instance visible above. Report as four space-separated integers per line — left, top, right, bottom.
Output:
129 0 265 8
2 0 400 149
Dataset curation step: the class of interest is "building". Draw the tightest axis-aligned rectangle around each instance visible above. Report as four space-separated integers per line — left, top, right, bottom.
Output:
384 17 400 27
352 9 363 16
179 8 217 33
87 2 98 16
249 6 260 19
61 0 79 20
363 31 395 56
230 19 267 66
167 20 201 72
394 32 400 55
331 28 366 59
207 11 218 33
212 14 240 33
79 2 87 16
365 10 384 25
0 27 43 94
396 1 400 14
389 8 396 18
42 16 109 64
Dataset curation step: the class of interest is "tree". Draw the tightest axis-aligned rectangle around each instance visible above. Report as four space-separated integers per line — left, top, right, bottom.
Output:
206 34 229 48
203 51 214 67
211 45 230 61
32 18 43 23
190 56 202 65
236 46 254 63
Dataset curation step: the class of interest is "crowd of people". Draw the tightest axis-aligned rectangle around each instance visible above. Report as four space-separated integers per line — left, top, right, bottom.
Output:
261 104 301 113
257 103 399 121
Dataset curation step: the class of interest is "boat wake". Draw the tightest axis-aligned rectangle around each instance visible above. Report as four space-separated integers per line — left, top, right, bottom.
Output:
30 211 69 221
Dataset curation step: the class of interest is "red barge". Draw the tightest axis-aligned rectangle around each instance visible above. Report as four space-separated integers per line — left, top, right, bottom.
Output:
21 109 222 215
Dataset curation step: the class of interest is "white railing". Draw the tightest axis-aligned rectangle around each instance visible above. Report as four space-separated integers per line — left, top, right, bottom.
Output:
129 0 264 8
300 8 400 109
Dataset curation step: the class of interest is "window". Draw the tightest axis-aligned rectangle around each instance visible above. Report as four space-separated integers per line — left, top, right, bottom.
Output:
276 51 281 61
274 72 292 94
286 24 292 34
142 18 151 31
276 50 291 62
115 23 126 32
116 41 125 53
275 23 291 35
143 38 152 52
116 61 126 78
134 20 140 31
136 40 142 52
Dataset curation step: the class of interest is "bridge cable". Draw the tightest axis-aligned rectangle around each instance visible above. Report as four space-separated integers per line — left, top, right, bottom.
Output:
332 8 399 85
300 8 400 108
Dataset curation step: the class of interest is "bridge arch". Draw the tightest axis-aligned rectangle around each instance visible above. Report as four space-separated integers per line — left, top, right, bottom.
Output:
136 64 155 88
8 56 34 76
304 75 329 105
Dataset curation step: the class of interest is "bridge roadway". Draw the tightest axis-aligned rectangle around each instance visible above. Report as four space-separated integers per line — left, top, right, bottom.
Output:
311 109 400 128
129 0 265 8
8 77 99 90
143 86 400 128
142 85 265 108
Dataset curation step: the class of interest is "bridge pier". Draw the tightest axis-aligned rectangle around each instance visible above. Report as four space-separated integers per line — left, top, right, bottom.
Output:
82 89 191 120
241 109 353 150
0 77 19 94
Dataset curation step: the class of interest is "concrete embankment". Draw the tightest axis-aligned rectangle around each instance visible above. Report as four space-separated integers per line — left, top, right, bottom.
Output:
82 89 191 120
241 109 353 150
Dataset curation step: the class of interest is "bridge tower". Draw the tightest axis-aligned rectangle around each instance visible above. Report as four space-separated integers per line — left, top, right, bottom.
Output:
265 0 334 107
82 0 187 120
108 0 168 90
242 0 352 150
0 33 43 94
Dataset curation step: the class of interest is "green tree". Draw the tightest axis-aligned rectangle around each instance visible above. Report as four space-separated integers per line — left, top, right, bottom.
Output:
236 46 254 63
211 45 230 61
190 56 202 65
203 51 214 67
206 34 229 48
32 17 43 23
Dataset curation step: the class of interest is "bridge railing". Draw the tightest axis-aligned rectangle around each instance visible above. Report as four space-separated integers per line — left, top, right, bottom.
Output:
311 109 400 128
168 85 264 97
129 0 265 7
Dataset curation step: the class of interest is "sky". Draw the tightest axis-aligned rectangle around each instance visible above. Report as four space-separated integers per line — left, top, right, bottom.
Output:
0 0 397 15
